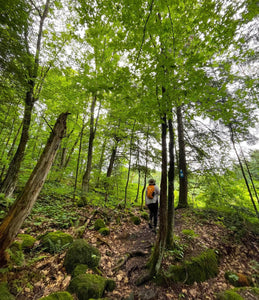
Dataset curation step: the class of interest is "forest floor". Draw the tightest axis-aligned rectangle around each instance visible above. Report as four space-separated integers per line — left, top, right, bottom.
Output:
1 201 259 300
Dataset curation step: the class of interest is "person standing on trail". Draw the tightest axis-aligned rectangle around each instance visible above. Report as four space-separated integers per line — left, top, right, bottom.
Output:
145 178 160 232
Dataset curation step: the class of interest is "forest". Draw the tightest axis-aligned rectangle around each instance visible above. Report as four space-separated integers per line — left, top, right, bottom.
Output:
0 0 258 299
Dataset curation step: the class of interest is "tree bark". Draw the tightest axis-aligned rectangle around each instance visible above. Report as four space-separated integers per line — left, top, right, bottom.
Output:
0 112 69 266
166 116 175 248
149 114 168 275
81 95 98 202
176 105 188 209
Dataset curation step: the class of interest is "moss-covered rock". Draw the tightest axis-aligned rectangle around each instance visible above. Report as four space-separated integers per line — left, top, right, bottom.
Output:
216 290 244 300
225 271 252 287
99 227 110 236
67 273 115 300
39 291 73 300
94 219 105 230
64 239 101 274
164 249 219 285
131 216 141 225
0 282 15 300
39 231 73 254
17 234 36 251
72 264 88 278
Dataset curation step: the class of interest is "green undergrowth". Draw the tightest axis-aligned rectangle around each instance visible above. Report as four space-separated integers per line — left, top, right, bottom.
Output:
189 205 259 238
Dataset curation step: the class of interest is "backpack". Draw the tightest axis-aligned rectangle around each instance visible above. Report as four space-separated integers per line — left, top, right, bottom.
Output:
147 185 155 199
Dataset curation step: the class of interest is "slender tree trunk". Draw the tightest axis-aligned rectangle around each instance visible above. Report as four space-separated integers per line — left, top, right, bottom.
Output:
81 95 98 201
230 128 258 217
105 140 119 203
176 105 188 209
73 118 86 202
124 120 136 208
0 99 34 197
141 126 150 209
0 0 50 197
166 116 175 248
149 115 168 275
0 112 69 266
96 139 107 188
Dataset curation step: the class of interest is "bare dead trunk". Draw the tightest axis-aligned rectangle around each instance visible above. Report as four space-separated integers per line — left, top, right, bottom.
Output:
0 112 69 266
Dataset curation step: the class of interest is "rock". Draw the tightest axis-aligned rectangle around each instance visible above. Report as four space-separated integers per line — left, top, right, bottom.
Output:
64 239 101 274
17 234 36 251
161 249 219 285
67 273 115 300
94 219 105 230
39 231 73 254
131 216 141 225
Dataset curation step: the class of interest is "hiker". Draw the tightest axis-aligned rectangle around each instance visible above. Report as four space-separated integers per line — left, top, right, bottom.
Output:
145 178 160 232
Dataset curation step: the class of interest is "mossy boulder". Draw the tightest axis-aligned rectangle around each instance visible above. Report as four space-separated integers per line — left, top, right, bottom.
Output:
40 231 73 254
99 227 110 236
67 273 116 300
216 290 244 300
0 282 15 300
163 249 219 285
72 264 88 278
17 234 36 251
225 271 252 287
94 219 105 230
131 216 141 225
64 239 101 274
39 291 73 300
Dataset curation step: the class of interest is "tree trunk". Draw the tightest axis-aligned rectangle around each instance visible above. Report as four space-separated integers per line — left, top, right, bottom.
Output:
124 120 136 208
0 112 69 266
105 140 119 203
176 105 188 209
81 95 98 201
166 116 175 248
0 0 50 197
0 99 34 197
141 126 150 209
149 115 168 275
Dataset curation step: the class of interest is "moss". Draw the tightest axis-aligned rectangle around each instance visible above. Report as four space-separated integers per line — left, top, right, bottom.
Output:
165 249 219 285
99 227 110 236
216 290 244 300
17 234 36 251
72 264 88 278
64 239 101 274
94 219 105 230
225 271 251 287
68 273 115 300
40 231 73 254
131 216 141 225
141 212 149 220
105 279 116 291
39 291 73 300
0 282 15 300
8 242 24 266
181 229 198 238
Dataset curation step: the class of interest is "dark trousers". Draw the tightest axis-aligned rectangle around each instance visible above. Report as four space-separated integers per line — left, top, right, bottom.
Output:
147 202 158 228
